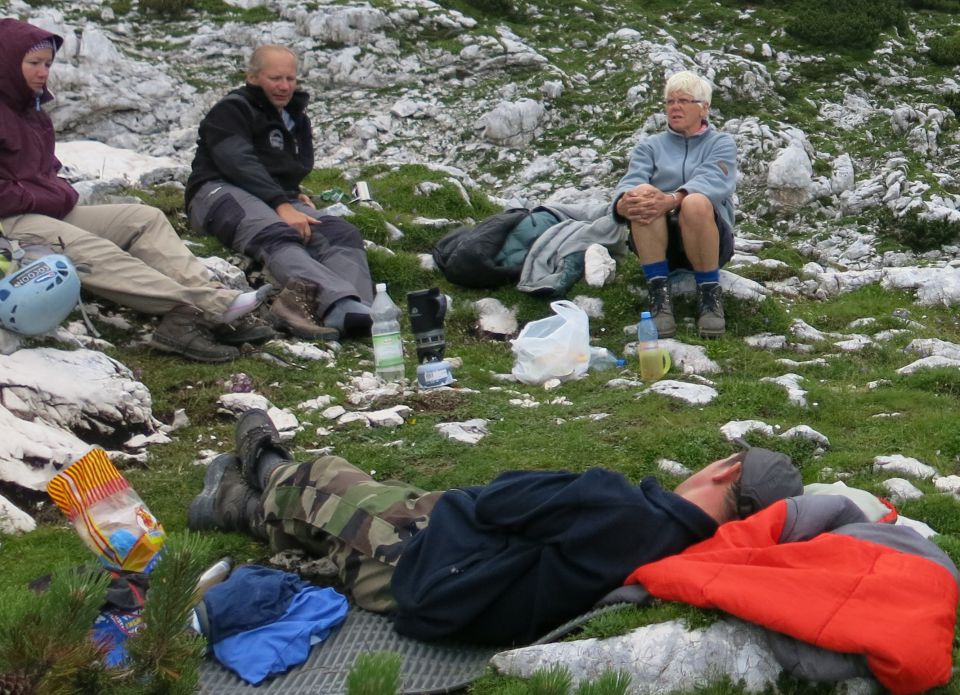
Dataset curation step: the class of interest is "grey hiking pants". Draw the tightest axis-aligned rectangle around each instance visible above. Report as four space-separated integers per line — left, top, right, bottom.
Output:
1 205 238 320
188 182 374 316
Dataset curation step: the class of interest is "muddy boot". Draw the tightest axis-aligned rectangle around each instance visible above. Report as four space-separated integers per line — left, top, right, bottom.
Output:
213 313 276 346
151 305 239 362
647 276 676 339
187 453 261 533
268 280 340 341
697 282 725 338
235 408 292 491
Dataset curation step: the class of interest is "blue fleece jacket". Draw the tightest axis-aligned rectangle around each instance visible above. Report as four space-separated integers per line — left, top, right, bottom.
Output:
390 468 717 645
612 123 737 231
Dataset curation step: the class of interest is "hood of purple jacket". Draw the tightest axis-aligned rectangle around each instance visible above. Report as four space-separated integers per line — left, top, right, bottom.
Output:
0 19 63 113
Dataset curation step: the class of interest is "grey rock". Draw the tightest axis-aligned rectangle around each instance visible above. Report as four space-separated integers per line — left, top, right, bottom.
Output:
491 618 781 693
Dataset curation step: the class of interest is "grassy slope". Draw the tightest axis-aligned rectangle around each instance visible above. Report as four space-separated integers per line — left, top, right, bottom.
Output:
2 0 960 692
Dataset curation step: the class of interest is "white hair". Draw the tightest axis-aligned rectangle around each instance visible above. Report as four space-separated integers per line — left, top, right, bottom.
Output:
663 71 713 104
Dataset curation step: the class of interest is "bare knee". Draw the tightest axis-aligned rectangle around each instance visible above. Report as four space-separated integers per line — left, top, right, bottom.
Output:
678 193 714 223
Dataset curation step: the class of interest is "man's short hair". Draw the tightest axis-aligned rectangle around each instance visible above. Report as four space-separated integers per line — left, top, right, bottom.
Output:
247 45 298 78
663 71 713 105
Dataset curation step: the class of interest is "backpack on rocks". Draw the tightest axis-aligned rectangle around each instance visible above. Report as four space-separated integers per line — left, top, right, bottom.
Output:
431 208 531 288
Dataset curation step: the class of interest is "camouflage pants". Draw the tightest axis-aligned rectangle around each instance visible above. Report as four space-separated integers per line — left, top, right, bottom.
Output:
260 456 441 613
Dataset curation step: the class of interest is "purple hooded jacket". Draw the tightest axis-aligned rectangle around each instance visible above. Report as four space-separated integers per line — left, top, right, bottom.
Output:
0 19 79 220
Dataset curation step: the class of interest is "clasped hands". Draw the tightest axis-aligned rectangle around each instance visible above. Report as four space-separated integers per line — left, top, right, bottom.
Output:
276 195 322 243
616 184 675 226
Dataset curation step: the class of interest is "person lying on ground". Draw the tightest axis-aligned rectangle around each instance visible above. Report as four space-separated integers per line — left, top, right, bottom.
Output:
623 493 960 694
0 19 273 362
611 70 737 339
186 44 374 342
188 409 803 646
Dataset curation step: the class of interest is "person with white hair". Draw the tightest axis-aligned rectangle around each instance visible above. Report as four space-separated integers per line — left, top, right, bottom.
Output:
612 70 737 339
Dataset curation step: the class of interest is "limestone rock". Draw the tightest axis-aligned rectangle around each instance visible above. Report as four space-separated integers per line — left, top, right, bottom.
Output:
436 418 489 444
641 380 718 405
0 493 37 535
721 420 775 441
584 244 616 287
882 478 924 503
474 298 518 337
491 618 781 693
873 454 937 479
0 348 153 435
480 99 546 146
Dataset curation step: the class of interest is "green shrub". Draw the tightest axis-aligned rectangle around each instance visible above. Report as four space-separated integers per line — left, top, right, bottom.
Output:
907 0 960 10
887 212 960 252
786 0 904 49
463 0 526 20
928 31 960 65
139 0 194 16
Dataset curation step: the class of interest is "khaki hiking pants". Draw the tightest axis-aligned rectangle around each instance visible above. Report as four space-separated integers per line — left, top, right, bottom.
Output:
1 205 239 320
261 455 442 613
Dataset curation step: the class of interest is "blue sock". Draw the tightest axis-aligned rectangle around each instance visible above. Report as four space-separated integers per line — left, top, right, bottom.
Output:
695 269 720 285
642 261 670 282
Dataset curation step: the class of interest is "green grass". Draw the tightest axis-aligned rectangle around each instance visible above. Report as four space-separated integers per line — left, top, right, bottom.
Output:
6 175 960 688
5 0 960 690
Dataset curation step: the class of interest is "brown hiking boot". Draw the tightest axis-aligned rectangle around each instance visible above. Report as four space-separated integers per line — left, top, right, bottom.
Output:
151 305 239 362
187 453 261 533
647 277 676 339
268 280 340 341
697 282 725 338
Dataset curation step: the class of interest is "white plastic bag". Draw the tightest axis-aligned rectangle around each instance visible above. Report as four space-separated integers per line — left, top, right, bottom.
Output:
511 300 591 385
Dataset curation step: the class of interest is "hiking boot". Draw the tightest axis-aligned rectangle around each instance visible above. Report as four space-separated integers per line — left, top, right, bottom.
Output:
647 277 676 338
697 282 725 338
236 408 291 491
151 305 239 363
268 280 340 341
187 453 261 533
213 313 276 346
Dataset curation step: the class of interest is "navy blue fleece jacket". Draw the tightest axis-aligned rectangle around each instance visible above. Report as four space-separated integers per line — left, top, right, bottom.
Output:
391 467 717 645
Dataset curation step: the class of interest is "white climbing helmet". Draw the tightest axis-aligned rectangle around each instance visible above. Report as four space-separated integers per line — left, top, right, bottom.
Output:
0 254 81 335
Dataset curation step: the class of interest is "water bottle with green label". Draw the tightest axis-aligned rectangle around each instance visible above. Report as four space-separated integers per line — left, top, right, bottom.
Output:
371 283 405 381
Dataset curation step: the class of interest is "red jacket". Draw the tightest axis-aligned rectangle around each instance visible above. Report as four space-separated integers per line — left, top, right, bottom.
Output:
626 499 958 694
0 19 79 220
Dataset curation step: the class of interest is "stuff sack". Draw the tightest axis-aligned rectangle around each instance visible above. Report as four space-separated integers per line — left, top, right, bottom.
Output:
432 208 530 288
511 300 591 385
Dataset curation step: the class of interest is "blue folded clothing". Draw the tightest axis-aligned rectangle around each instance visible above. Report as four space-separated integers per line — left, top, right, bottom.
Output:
203 565 308 643
211 585 349 685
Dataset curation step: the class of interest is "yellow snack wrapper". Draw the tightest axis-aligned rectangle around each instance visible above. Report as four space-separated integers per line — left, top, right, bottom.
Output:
47 448 166 572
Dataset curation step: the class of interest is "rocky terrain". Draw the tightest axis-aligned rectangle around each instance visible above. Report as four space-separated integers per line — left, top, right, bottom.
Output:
3 0 960 691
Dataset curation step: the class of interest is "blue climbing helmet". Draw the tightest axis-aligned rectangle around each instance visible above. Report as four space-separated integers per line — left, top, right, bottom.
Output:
0 253 81 335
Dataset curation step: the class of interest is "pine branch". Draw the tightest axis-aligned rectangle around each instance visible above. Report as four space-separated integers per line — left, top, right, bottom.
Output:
124 532 210 695
0 566 109 687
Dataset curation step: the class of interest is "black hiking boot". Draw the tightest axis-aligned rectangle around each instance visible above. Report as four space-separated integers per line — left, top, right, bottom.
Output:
697 282 725 338
236 408 292 491
151 305 239 363
187 453 261 533
647 277 676 338
213 313 277 346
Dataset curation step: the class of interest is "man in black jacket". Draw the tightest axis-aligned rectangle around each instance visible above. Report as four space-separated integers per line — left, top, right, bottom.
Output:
189 410 803 646
186 45 374 341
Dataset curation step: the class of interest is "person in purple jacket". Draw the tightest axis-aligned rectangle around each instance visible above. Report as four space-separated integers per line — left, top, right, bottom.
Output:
612 71 738 339
0 19 273 361
188 409 802 646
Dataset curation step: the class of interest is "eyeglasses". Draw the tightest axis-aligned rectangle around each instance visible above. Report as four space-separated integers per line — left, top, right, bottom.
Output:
665 98 703 107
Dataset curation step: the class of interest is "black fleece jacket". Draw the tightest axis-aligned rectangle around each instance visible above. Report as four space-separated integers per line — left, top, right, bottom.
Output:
391 467 718 645
185 84 313 209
